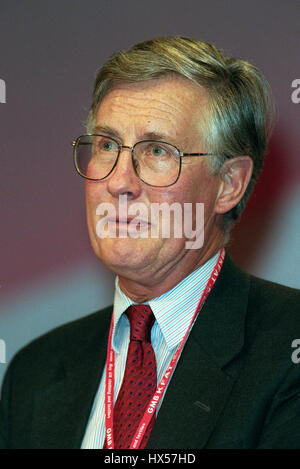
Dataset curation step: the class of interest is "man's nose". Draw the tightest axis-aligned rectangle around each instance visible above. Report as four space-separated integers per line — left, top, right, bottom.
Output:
106 146 142 200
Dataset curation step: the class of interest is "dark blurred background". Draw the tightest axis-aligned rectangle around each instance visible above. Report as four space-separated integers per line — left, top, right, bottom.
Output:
1 0 299 385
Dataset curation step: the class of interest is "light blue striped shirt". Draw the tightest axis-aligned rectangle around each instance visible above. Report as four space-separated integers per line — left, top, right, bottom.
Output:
81 250 220 448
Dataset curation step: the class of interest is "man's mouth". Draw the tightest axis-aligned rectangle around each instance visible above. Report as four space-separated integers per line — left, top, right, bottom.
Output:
108 216 150 225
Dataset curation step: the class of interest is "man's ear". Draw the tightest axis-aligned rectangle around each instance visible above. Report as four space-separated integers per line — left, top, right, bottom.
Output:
215 156 253 215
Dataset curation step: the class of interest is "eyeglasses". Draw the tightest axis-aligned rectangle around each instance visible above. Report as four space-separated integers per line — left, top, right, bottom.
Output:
72 134 212 187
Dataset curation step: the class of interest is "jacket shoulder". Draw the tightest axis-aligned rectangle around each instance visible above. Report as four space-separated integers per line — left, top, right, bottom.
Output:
248 274 300 322
223 256 300 346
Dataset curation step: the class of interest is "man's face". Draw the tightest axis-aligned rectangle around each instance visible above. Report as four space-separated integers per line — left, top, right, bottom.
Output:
85 75 223 296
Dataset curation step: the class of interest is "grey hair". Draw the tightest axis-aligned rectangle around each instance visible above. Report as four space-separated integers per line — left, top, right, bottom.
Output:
86 36 275 232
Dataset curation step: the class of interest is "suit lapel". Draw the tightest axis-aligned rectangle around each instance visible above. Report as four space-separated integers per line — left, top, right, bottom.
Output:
148 255 250 448
147 337 235 448
32 359 104 448
31 308 112 449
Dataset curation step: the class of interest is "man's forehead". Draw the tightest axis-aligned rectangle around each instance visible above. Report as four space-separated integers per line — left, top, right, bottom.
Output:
94 76 208 144
100 75 208 105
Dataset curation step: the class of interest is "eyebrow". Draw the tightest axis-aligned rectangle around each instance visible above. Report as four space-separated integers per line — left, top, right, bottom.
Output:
142 131 173 142
93 125 175 144
93 125 121 139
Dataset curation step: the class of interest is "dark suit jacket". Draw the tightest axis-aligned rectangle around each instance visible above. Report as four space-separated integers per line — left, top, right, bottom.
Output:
1 256 300 449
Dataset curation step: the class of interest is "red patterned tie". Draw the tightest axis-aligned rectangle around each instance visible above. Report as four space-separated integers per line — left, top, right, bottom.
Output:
112 305 157 449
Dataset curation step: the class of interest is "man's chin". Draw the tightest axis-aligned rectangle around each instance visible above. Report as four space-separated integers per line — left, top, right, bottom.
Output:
94 236 161 273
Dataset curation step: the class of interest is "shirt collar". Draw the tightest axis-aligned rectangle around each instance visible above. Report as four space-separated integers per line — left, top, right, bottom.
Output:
112 250 221 352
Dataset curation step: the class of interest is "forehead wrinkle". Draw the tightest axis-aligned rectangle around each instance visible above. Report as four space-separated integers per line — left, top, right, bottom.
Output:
102 89 197 119
97 114 181 144
109 104 181 127
99 106 185 141
103 99 192 134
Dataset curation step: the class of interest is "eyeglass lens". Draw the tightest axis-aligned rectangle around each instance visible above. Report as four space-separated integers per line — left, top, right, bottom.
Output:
74 135 180 186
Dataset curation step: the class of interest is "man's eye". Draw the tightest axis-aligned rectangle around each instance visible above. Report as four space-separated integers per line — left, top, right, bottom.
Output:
101 141 115 151
151 145 166 157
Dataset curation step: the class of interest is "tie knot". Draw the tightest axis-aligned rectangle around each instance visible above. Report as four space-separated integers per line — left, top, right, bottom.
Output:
126 305 155 342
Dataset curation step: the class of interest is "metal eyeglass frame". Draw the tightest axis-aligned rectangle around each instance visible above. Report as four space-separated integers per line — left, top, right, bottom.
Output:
72 133 213 188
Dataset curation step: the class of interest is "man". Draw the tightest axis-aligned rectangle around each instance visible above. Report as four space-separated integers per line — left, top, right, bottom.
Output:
1 36 299 449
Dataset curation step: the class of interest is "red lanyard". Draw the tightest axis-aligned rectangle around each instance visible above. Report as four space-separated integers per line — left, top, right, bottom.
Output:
105 248 226 449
